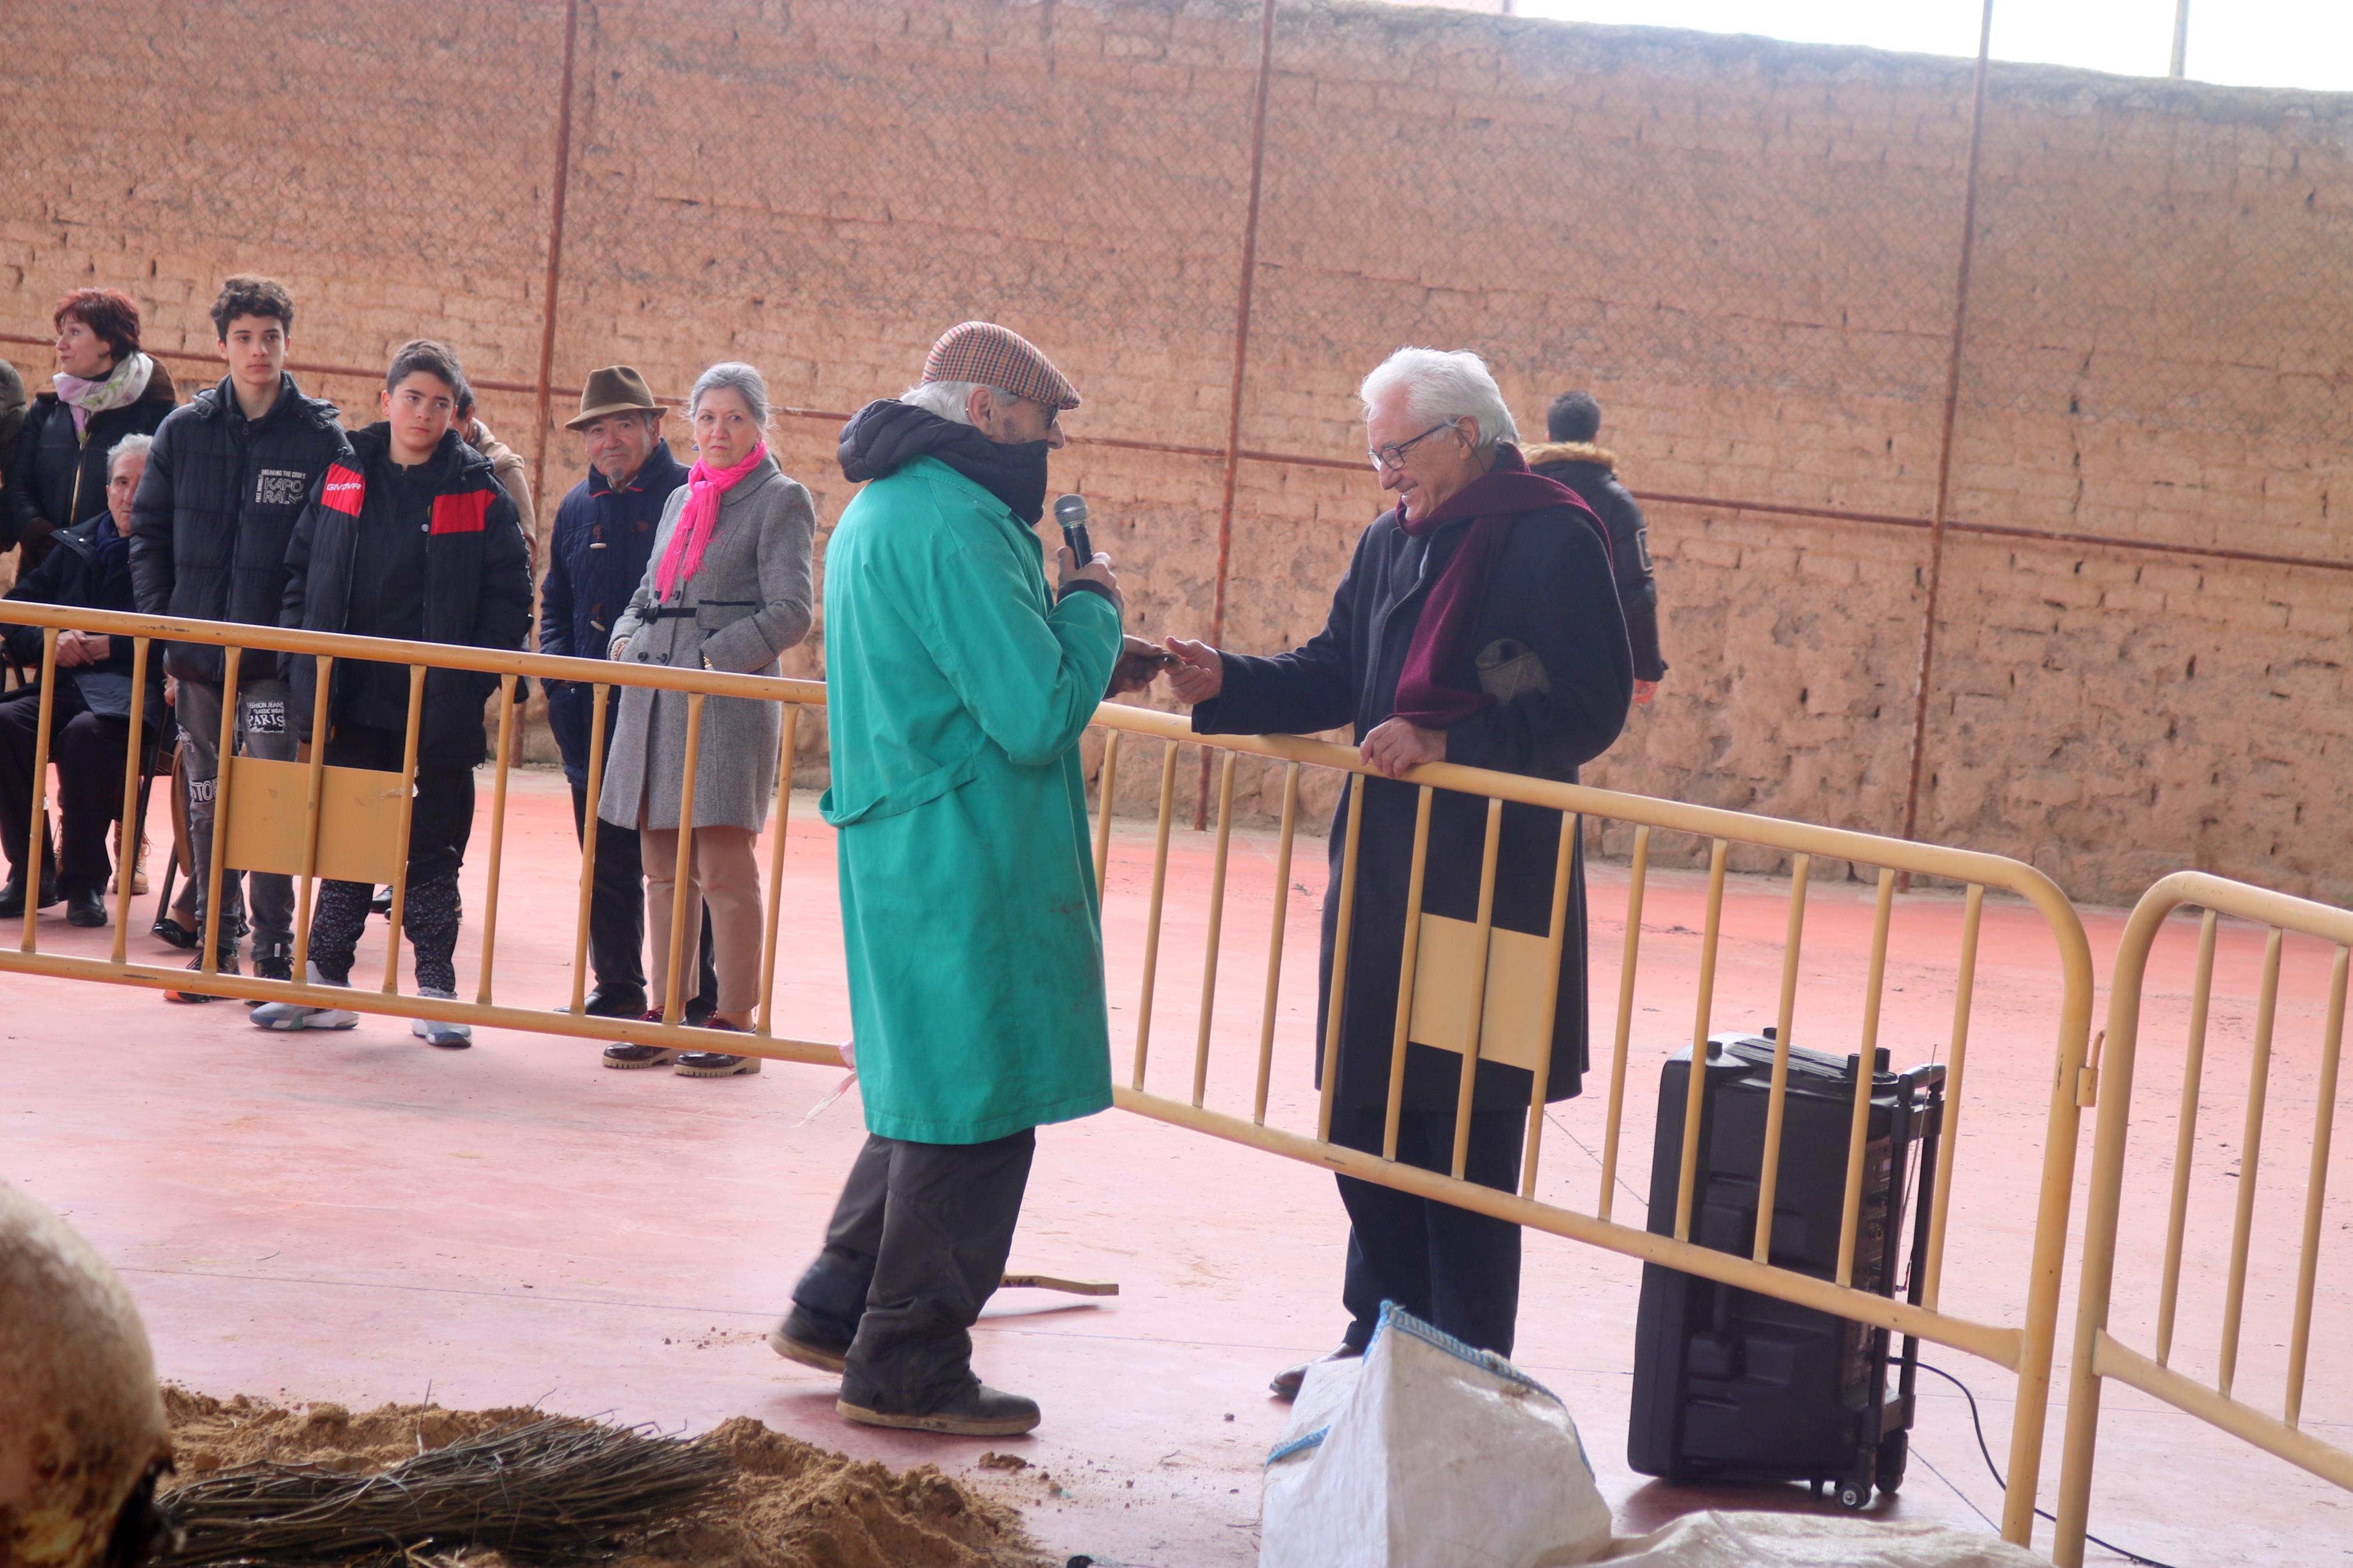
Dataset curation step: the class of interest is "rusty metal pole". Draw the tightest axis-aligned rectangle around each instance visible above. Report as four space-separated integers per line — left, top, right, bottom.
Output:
527 0 581 515
1898 0 1994 856
1195 0 1279 831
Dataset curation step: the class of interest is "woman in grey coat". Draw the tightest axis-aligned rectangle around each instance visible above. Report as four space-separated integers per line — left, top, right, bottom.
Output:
599 362 815 1076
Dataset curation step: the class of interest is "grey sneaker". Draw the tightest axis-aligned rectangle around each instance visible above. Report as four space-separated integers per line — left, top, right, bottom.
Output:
412 987 472 1050
251 963 359 1032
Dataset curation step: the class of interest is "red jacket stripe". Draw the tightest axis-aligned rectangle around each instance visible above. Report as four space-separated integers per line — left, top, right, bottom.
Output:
430 490 491 536
320 464 366 517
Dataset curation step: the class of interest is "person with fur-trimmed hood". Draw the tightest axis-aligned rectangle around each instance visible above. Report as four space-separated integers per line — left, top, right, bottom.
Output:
1526 390 1667 702
252 340 531 1048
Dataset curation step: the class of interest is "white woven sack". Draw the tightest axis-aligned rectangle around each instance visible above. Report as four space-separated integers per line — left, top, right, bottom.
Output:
1598 1511 2050 1566
1261 1304 1613 1568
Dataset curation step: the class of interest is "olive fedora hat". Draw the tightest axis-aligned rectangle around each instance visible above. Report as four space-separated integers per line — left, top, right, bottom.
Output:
565 365 666 430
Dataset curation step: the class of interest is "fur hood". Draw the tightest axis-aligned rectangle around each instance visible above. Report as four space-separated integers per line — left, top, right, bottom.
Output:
1522 439 1617 472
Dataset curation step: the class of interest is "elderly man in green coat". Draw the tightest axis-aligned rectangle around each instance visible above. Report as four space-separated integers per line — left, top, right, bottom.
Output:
774 322 1158 1438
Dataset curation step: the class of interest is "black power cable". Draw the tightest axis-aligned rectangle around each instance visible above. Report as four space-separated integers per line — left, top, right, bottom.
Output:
1887 1083 2176 1567
1913 1361 2180 1568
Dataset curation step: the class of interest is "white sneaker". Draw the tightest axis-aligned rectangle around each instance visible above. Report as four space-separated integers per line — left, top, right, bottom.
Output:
251 963 360 1032
412 988 472 1050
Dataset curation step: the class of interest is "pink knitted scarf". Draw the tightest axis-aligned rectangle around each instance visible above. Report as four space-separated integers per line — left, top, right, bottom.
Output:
655 441 766 601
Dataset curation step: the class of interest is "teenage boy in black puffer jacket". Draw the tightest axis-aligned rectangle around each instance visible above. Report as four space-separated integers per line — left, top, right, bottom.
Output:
253 340 531 1049
129 276 349 996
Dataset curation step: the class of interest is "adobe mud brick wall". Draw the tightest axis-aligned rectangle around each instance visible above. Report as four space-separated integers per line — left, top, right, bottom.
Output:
2 1 2345 905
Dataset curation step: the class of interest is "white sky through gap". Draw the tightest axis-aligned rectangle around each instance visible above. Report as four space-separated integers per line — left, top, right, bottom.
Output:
1502 1 2353 93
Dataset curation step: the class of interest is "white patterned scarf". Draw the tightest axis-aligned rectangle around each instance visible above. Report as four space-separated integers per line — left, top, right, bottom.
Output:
52 351 153 438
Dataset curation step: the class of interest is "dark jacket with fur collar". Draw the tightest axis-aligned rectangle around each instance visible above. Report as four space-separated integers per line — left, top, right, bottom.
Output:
279 424 532 767
1524 440 1666 682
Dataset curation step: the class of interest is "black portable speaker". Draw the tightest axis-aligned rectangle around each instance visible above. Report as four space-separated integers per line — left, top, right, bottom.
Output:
1626 1031 1943 1510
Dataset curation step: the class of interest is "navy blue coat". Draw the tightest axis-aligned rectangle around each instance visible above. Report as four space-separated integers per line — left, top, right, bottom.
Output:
539 443 690 786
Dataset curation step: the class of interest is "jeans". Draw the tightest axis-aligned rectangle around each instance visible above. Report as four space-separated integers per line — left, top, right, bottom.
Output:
177 675 296 959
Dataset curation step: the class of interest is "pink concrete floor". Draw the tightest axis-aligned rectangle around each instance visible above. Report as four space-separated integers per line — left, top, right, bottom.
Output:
2 764 2346 1565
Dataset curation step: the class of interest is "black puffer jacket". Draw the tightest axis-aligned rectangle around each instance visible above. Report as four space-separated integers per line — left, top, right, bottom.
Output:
280 424 532 767
4 358 179 570
1525 440 1667 682
127 372 349 684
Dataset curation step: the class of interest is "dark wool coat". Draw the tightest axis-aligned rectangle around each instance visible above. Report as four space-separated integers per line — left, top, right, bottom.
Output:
0 513 164 726
4 359 178 570
1525 440 1667 682
128 372 350 683
1194 493 1632 1116
279 424 533 767
538 441 688 787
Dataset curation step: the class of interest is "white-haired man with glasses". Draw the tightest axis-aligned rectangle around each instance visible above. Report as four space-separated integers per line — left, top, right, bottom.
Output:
1164 346 1633 1397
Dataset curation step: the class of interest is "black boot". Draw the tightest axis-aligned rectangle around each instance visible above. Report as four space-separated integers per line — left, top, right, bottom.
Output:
63 884 107 928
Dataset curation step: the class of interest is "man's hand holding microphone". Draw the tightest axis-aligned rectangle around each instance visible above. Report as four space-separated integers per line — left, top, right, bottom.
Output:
1055 492 1173 698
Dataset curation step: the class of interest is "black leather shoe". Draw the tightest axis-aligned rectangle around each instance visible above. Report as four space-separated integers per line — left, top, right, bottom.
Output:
151 912 201 950
63 886 107 927
580 985 648 1019
0 876 59 918
837 1382 1040 1437
1269 1344 1364 1403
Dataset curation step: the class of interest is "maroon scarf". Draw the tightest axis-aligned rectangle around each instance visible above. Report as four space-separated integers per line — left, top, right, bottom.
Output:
1391 443 1600 728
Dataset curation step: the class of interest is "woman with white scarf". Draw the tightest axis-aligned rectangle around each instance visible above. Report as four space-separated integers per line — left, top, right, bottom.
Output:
4 290 178 573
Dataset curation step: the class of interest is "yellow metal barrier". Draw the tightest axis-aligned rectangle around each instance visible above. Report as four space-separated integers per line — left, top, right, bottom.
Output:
1 602 2097 1548
2052 872 2353 1567
0 602 842 1069
1084 703 2095 1547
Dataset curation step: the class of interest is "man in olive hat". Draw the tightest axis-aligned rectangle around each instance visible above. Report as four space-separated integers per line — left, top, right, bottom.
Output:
539 367 715 1034
771 322 1161 1438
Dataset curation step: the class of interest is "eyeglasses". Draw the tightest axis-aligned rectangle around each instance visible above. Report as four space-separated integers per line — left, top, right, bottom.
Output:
1368 421 1459 473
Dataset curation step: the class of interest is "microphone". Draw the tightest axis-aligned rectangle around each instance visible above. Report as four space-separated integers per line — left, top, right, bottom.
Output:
1053 492 1092 567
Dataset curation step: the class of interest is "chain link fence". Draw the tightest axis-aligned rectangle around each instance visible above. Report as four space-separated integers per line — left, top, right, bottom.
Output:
3 0 2347 893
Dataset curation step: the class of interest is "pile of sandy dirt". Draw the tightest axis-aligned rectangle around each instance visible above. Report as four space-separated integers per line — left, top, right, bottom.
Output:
161 1389 1050 1568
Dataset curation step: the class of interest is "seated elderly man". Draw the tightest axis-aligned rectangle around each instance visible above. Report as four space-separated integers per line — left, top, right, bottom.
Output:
1165 347 1632 1396
0 433 165 926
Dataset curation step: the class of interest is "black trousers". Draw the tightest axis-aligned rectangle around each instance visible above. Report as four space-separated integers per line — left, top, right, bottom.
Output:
306 724 473 992
0 682 130 895
1329 1098 1527 1358
792 1129 1035 1413
565 780 714 1014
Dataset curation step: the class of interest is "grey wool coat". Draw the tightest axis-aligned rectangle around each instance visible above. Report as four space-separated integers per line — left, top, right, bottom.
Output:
597 451 815 832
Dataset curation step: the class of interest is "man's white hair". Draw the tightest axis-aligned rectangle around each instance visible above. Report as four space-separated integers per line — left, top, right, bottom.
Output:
900 380 1018 426
106 432 153 476
1358 347 1518 449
